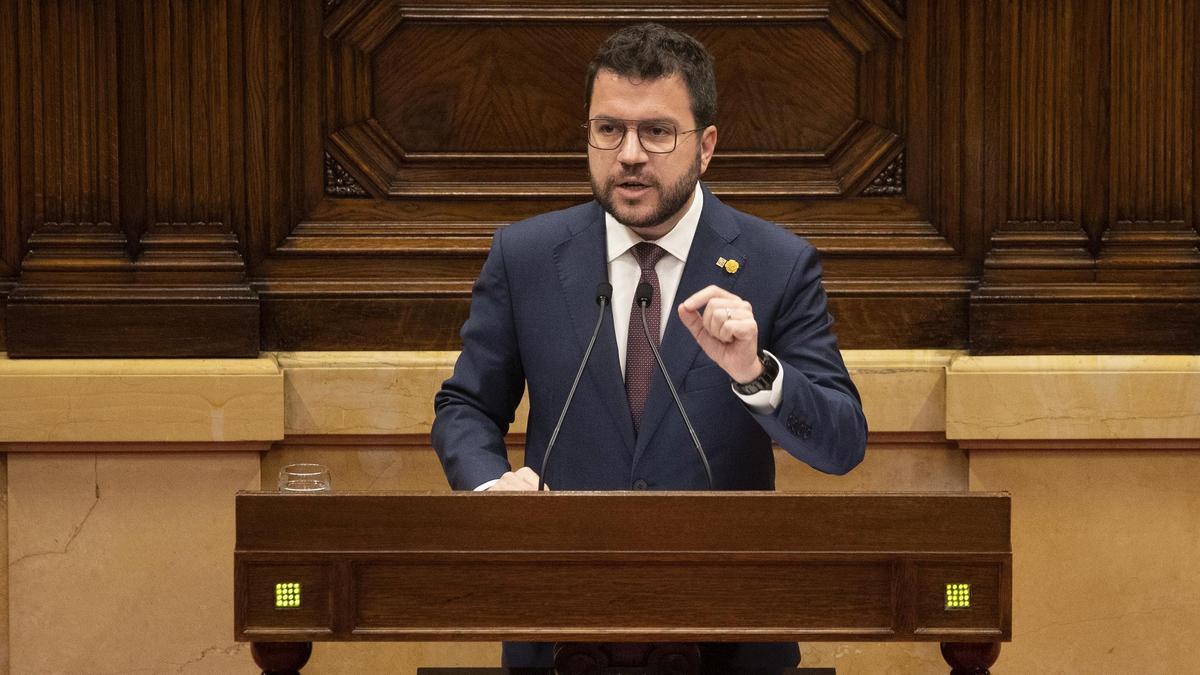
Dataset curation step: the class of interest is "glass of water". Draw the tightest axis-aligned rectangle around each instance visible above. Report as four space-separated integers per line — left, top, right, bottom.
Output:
278 463 332 493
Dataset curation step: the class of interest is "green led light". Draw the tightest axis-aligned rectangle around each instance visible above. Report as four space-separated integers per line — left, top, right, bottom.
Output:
945 582 971 610
275 582 301 609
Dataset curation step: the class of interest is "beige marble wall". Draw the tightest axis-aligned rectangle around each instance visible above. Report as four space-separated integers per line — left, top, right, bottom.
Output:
947 355 1200 440
265 438 468 494
8 452 260 674
970 449 1200 674
0 356 284 675
279 351 525 436
846 349 954 433
0 455 7 674
0 356 283 442
278 350 952 439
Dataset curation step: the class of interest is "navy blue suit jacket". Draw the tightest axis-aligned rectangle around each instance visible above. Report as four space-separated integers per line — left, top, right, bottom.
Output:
434 186 867 492
432 186 867 669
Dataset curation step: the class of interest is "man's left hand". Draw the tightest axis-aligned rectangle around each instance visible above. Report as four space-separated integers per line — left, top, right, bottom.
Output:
678 285 763 384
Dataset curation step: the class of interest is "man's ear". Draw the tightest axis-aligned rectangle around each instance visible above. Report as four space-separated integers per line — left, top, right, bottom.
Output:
699 125 718 174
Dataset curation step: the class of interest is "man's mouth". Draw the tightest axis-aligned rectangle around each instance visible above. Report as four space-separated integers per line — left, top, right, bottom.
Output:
614 179 653 196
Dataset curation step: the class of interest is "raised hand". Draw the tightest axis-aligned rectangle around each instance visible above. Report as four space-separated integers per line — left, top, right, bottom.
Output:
677 284 763 384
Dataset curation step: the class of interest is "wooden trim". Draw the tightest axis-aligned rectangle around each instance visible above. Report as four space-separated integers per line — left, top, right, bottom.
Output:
962 439 1200 451
1 441 275 453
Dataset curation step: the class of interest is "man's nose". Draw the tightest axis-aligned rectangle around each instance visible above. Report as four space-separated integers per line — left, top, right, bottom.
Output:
616 126 648 165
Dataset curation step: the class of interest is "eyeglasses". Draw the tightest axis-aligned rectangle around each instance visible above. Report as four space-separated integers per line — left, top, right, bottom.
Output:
583 118 705 154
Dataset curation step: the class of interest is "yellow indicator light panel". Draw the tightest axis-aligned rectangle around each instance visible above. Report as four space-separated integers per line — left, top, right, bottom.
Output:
945 582 970 610
275 582 301 609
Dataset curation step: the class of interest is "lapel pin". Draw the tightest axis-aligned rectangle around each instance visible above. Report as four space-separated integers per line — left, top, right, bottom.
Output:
721 258 740 274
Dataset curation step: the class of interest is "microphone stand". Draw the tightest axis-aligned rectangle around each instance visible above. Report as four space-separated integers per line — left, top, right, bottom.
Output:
636 282 714 490
538 283 612 491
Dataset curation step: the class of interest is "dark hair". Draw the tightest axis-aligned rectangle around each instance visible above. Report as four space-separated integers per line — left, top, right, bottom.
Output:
585 23 718 128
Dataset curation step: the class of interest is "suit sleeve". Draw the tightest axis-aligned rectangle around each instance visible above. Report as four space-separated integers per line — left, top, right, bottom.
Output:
750 243 867 474
432 229 526 489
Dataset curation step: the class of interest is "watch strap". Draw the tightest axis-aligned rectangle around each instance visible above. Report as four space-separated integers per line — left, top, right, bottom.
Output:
732 351 779 395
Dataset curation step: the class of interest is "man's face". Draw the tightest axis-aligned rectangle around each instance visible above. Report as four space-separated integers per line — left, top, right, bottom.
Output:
587 70 718 239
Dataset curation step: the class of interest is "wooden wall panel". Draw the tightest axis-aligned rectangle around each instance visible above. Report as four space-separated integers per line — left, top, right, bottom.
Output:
3 0 270 357
1101 0 1198 282
2 0 1198 355
972 0 1200 353
0 1 21 344
0 1 121 239
263 0 966 351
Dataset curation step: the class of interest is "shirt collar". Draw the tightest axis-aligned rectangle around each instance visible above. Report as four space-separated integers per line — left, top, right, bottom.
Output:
605 183 704 264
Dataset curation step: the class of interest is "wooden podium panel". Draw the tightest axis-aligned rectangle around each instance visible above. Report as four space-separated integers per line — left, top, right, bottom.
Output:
234 492 1010 672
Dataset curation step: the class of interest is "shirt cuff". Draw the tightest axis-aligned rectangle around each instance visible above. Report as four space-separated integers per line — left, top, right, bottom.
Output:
732 350 784 414
474 478 500 491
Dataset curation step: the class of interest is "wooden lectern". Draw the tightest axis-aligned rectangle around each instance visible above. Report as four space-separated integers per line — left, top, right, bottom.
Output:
234 492 1010 674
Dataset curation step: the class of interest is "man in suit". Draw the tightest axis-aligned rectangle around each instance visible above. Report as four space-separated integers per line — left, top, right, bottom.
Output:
432 23 868 670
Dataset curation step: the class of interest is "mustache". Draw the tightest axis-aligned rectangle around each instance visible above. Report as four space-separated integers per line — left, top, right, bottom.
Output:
608 174 657 187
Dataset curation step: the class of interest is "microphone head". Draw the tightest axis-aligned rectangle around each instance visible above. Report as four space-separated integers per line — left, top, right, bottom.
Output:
635 282 654 307
595 282 613 305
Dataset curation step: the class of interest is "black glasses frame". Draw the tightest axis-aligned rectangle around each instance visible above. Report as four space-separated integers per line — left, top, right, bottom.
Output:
582 118 706 154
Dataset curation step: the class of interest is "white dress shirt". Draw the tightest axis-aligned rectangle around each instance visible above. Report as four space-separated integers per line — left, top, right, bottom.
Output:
475 184 782 490
604 185 782 411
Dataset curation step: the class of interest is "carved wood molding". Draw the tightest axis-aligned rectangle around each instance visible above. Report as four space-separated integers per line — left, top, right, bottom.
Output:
322 0 346 17
370 6 836 23
321 1 904 199
792 222 953 257
323 151 370 198
12 223 132 283
862 151 905 196
1098 226 1200 284
6 221 258 357
971 282 1200 354
272 209 958 262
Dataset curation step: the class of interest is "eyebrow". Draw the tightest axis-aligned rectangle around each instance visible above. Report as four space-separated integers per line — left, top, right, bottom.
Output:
593 116 680 126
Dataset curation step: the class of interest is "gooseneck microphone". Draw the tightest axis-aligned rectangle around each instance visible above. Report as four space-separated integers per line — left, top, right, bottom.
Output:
635 282 714 489
538 282 613 491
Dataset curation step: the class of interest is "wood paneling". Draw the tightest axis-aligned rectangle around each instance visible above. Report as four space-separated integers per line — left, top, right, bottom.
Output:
1101 0 1199 283
321 4 903 199
4 0 265 356
273 0 957 351
2 0 1198 355
972 0 1200 353
0 1 21 344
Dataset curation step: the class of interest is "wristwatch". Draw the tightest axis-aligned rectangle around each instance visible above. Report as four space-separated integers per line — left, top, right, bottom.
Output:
732 351 779 395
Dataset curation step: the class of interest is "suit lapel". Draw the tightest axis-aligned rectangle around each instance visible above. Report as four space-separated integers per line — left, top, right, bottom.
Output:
632 189 745 467
552 203 636 458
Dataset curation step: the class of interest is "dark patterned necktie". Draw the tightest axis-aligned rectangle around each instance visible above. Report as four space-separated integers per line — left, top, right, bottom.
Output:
625 242 668 432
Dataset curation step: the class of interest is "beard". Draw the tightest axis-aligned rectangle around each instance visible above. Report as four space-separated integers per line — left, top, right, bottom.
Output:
590 151 702 232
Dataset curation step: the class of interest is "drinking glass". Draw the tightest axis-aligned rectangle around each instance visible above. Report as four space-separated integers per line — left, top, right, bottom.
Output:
278 463 332 492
